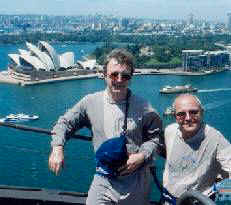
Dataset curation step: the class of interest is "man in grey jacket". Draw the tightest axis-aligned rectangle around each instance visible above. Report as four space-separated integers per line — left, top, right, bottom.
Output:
163 94 231 201
48 48 162 205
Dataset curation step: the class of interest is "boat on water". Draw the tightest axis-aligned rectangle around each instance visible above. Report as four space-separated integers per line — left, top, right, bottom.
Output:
97 72 104 79
159 84 198 94
0 113 39 122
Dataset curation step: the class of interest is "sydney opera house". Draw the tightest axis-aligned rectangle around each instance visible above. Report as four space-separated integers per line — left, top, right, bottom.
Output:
7 41 97 82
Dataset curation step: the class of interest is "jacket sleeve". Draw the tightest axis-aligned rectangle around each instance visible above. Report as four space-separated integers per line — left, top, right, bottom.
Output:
216 132 231 176
51 96 90 147
139 110 165 161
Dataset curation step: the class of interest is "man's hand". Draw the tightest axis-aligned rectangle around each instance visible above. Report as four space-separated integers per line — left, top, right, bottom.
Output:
118 152 145 176
48 146 64 175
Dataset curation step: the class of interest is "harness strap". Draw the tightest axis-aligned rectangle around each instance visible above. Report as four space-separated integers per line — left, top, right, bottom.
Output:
122 89 131 134
150 166 177 205
95 89 131 178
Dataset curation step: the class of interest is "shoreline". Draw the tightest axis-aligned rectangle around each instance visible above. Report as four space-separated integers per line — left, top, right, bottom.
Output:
0 71 98 86
0 68 226 86
135 68 225 76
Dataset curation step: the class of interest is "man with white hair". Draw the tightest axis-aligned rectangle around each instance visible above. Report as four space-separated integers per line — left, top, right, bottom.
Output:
163 94 231 201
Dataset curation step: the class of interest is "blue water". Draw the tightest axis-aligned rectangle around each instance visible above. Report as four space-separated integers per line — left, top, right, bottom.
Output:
0 43 231 202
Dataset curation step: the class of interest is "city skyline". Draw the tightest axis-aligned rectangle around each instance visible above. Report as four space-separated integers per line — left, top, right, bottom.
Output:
0 0 230 22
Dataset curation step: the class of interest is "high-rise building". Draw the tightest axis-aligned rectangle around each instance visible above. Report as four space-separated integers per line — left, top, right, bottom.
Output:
227 13 231 32
182 50 230 72
188 13 194 25
121 18 129 29
182 50 203 71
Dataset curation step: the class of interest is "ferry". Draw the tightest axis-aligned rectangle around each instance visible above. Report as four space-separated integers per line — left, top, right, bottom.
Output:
159 84 198 94
97 72 104 79
0 113 39 122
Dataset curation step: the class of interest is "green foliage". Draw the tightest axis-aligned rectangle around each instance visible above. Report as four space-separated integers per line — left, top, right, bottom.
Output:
169 57 181 64
144 58 160 65
1 32 231 68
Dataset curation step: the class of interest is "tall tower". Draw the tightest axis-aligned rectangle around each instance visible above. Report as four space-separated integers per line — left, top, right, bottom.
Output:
121 18 129 28
188 13 194 25
227 13 231 32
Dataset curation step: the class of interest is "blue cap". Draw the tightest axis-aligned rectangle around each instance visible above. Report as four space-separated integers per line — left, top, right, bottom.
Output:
95 134 128 178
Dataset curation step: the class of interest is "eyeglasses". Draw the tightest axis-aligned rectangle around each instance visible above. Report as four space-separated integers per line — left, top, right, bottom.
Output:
175 110 200 119
108 72 132 81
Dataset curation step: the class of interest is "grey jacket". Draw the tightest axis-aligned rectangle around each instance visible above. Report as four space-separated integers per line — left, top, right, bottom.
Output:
164 123 231 198
51 89 162 160
51 89 163 204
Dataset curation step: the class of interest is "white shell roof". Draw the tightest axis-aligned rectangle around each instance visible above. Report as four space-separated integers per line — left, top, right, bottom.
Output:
78 59 97 70
9 41 76 71
38 41 60 70
20 54 47 71
18 49 30 56
8 54 21 65
60 52 75 68
26 42 55 71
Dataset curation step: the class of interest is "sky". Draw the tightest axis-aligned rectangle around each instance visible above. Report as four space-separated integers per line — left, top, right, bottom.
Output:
0 0 231 22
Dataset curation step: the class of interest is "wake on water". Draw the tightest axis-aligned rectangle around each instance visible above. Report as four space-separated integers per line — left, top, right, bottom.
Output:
199 88 231 93
197 88 231 111
204 99 231 110
199 88 231 110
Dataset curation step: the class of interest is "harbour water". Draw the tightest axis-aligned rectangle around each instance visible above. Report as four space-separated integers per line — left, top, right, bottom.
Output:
0 42 231 202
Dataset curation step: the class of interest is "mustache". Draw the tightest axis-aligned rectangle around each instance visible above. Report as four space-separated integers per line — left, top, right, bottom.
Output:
182 120 194 125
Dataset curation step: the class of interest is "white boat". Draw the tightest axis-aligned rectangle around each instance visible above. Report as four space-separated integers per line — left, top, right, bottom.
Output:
97 73 104 79
0 113 39 122
159 84 198 94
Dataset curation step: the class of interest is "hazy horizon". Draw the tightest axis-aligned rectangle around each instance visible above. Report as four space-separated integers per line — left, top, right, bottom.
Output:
0 0 230 22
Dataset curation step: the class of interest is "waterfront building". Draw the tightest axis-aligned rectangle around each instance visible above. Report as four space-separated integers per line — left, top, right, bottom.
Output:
9 41 75 72
205 51 230 69
182 50 230 72
214 43 231 63
182 50 203 71
7 41 97 82
78 58 99 70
